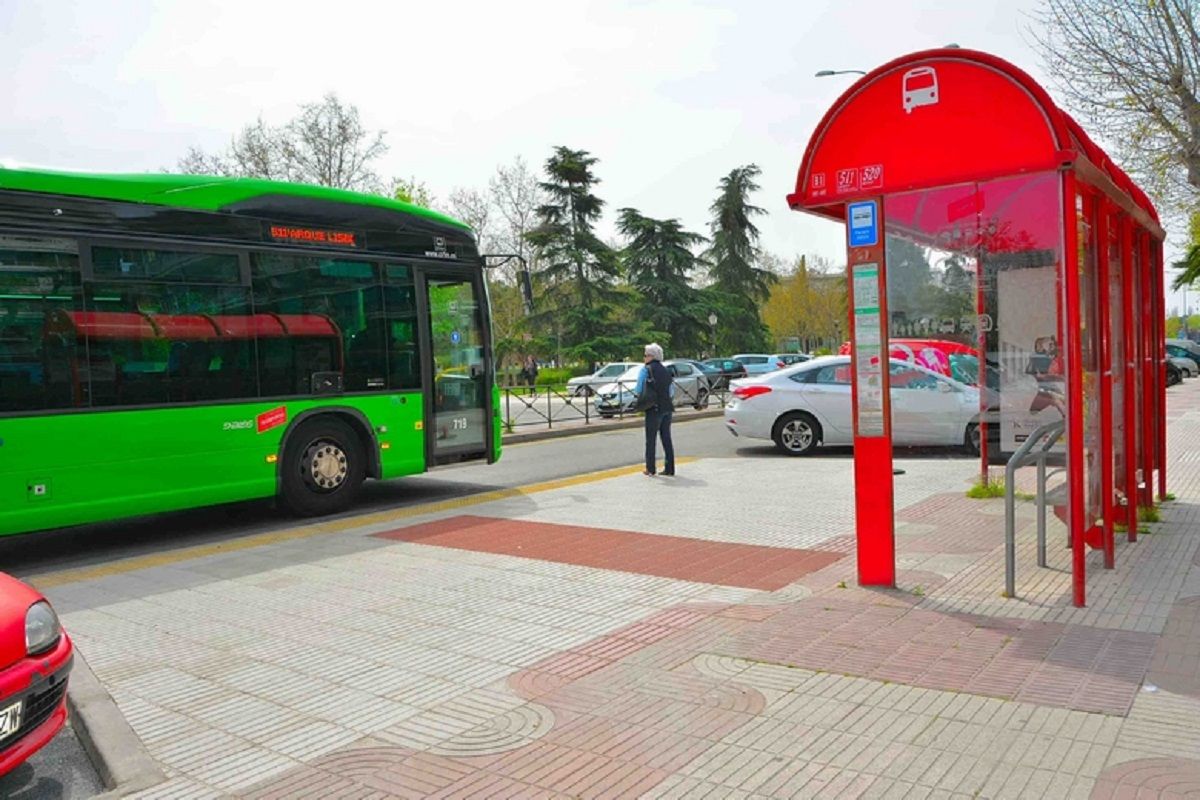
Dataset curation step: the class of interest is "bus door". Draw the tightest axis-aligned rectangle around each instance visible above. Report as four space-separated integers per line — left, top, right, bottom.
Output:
419 270 490 464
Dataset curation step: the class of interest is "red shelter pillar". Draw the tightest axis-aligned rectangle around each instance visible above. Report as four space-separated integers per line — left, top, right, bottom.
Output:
1155 247 1168 499
1063 174 1086 608
1097 205 1115 569
1121 219 1138 542
846 199 895 587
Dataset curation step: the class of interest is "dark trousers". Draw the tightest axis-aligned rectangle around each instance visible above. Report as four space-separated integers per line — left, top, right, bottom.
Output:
644 407 675 475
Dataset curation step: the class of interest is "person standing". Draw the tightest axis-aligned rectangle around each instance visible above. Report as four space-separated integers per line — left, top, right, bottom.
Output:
522 354 539 386
636 342 675 476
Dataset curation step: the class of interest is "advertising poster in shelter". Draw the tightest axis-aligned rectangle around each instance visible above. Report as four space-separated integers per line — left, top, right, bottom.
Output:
996 265 1065 452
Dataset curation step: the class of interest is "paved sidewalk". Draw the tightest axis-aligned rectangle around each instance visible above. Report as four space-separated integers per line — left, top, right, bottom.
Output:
35 388 1200 798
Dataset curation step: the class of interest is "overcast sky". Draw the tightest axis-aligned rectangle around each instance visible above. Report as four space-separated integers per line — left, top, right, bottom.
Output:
5 0 1187 307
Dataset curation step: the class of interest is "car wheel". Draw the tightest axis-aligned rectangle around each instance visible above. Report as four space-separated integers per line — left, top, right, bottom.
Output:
693 387 709 410
965 422 981 456
280 417 366 516
772 411 820 456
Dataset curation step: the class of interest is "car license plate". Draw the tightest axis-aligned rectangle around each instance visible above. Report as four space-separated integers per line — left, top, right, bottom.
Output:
0 699 21 739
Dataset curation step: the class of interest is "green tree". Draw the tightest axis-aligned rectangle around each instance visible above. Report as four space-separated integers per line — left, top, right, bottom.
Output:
1171 211 1200 289
617 208 708 355
525 147 621 368
762 255 847 352
704 165 775 352
390 177 437 209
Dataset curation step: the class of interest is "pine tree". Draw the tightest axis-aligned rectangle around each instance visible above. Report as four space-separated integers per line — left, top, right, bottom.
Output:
705 165 775 352
525 147 621 367
617 209 708 355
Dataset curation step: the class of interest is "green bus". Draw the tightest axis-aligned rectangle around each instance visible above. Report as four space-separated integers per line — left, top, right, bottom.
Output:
0 167 500 536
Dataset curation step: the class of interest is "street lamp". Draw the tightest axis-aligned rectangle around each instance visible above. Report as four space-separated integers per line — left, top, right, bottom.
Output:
815 69 867 77
708 313 718 357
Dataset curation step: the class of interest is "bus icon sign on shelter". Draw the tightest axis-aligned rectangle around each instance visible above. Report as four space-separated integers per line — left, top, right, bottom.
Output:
848 200 879 247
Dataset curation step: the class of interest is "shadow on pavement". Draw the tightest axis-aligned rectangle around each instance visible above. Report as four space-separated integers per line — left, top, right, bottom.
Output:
0 476 511 580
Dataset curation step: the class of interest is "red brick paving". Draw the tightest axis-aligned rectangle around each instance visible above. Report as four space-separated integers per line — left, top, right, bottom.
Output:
374 515 844 590
246 581 1161 799
725 595 1157 715
248 486 1183 798
1090 757 1200 799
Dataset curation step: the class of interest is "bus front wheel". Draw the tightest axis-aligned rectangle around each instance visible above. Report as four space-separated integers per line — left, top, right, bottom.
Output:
281 417 366 515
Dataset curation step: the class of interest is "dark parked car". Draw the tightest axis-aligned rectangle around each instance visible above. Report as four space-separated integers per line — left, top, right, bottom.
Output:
1166 359 1183 387
700 358 748 389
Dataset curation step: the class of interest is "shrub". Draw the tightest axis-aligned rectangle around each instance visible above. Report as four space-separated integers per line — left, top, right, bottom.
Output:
966 479 1005 499
535 368 575 386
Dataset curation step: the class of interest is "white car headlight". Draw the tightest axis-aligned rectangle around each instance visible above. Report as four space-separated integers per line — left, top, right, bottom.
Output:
26 600 61 656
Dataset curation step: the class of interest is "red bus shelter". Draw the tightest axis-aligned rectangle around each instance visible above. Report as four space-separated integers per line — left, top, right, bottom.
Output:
788 48 1167 607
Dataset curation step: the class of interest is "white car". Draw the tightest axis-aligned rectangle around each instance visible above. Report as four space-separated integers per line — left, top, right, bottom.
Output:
566 362 639 397
724 355 983 456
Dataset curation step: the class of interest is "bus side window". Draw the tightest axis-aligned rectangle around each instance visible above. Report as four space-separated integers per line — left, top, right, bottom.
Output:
85 244 249 407
382 264 420 391
0 234 82 412
250 253 386 394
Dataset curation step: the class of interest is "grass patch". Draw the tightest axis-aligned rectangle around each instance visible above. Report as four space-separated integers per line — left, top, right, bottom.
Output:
966 479 1006 499
1114 522 1128 533
1014 490 1036 501
1138 505 1161 524
1159 492 1177 502
912 585 925 597
836 580 847 589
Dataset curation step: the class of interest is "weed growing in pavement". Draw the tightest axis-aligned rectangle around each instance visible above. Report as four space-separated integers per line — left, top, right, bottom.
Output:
1160 492 1177 502
1114 522 1128 533
503 417 515 433
1014 490 1036 501
966 480 1005 499
1139 505 1161 524
912 585 925 597
836 580 847 589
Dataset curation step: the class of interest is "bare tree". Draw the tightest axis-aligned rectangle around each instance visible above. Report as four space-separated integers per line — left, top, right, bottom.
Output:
446 187 495 252
1031 0 1200 216
178 94 387 192
488 156 545 282
284 95 387 191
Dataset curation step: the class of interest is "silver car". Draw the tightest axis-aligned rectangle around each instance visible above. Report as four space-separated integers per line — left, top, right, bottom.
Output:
594 359 713 416
566 361 639 397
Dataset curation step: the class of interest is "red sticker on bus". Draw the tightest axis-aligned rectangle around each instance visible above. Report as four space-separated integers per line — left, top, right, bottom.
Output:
256 406 287 434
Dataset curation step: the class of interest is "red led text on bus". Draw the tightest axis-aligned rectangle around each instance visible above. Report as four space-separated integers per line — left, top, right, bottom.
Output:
268 226 358 247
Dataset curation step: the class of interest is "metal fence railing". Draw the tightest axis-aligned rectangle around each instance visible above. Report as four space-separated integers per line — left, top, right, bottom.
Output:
500 379 730 434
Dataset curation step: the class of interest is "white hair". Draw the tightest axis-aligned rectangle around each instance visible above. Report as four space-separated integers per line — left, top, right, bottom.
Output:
644 342 664 361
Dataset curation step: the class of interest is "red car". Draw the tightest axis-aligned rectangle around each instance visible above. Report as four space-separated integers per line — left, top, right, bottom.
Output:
0 572 72 777
838 338 977 380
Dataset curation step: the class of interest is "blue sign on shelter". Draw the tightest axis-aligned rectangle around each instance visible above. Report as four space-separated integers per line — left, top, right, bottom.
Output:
847 200 879 247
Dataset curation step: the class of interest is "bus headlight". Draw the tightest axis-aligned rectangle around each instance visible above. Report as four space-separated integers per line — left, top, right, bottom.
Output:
26 601 61 656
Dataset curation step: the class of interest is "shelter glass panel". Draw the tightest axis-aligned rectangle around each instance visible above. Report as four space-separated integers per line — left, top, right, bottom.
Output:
1109 212 1126 513
1077 193 1103 531
883 172 1071 591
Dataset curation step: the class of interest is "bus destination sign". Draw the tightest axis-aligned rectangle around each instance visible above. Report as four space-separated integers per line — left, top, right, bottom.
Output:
267 225 358 248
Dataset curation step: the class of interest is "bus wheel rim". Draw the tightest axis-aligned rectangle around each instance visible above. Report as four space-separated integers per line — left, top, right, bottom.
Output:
307 442 348 491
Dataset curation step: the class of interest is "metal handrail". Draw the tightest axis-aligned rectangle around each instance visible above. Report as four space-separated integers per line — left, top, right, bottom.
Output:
1005 419 1066 598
